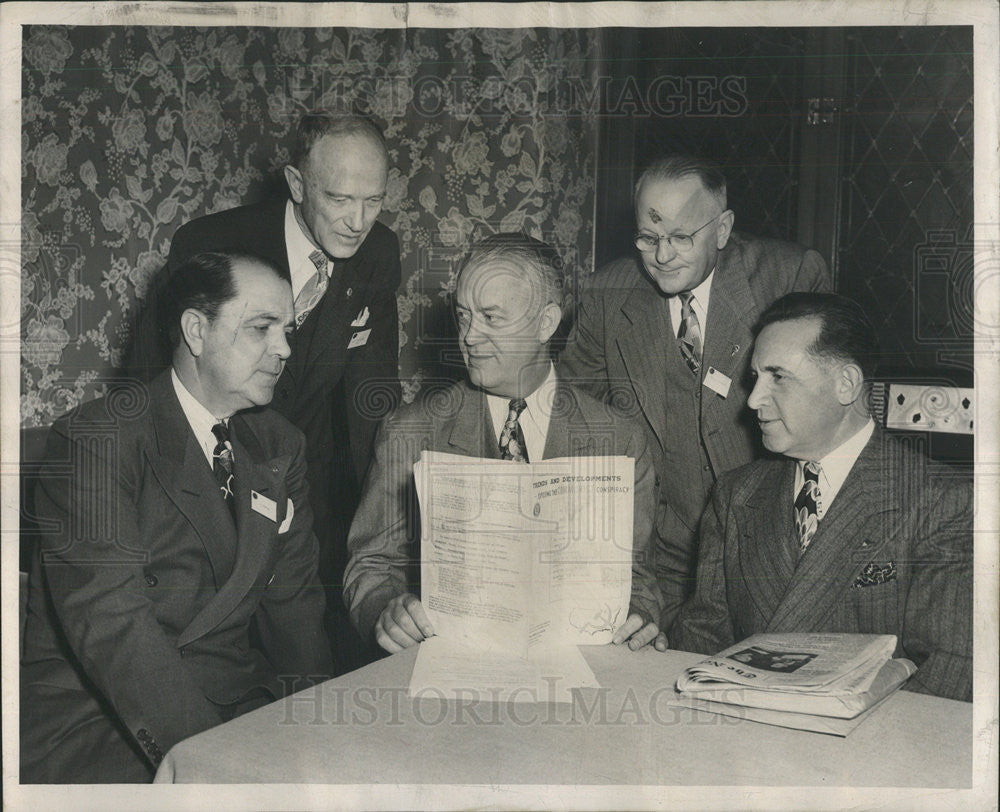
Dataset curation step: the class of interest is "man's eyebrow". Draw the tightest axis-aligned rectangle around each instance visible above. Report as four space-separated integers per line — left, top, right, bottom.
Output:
243 312 286 322
761 363 792 375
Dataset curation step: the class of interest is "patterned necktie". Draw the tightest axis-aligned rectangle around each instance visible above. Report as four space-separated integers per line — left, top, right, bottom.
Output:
794 461 822 553
293 249 329 327
499 398 529 462
677 291 703 375
211 421 237 522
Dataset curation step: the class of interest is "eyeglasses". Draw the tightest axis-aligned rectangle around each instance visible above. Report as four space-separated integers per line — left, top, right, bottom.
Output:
634 214 721 254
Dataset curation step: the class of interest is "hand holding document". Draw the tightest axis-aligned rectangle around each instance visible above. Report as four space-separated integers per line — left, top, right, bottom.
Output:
408 451 636 703
672 633 916 736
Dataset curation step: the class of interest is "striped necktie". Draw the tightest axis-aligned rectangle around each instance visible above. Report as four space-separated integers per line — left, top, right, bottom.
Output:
794 461 822 553
677 291 703 375
294 249 329 327
499 398 529 462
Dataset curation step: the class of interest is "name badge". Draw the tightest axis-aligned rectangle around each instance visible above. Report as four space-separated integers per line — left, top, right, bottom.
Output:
703 366 732 398
251 491 277 522
348 328 371 349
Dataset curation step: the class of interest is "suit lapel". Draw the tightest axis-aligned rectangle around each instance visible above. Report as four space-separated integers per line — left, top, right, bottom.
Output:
767 432 897 631
739 461 797 623
447 383 500 459
178 414 290 648
700 243 756 421
289 240 375 400
145 375 238 587
617 286 671 450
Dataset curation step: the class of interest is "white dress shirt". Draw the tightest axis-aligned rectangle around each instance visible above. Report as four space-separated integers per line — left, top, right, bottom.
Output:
486 364 557 462
284 199 329 300
668 268 715 341
793 419 875 520
171 369 232 467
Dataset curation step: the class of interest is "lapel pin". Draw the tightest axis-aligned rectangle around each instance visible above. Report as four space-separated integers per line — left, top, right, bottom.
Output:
731 344 740 357
346 287 353 297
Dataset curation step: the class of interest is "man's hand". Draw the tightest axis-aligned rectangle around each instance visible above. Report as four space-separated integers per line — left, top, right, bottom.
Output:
375 593 434 653
611 613 665 650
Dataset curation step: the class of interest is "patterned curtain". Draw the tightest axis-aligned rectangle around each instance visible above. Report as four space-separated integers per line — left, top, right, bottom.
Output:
21 25 600 426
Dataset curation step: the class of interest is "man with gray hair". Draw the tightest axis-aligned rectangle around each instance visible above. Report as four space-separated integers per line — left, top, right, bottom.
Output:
344 233 662 652
560 154 831 641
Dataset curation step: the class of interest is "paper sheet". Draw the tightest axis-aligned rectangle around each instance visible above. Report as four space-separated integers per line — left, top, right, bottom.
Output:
409 636 599 704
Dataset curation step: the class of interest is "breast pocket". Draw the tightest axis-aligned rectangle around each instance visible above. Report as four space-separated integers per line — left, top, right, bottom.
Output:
849 579 901 634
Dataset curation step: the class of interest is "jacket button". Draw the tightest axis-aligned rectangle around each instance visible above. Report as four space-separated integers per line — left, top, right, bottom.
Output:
145 574 158 587
266 573 276 587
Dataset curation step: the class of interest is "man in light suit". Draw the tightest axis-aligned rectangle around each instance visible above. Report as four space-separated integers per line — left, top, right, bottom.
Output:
344 234 663 652
671 293 973 702
559 154 830 638
21 251 333 783
139 111 401 673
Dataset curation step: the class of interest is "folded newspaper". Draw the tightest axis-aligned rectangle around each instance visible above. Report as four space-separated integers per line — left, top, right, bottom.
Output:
673 633 916 735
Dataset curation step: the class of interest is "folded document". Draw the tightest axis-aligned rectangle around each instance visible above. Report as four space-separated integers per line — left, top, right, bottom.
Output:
674 633 916 735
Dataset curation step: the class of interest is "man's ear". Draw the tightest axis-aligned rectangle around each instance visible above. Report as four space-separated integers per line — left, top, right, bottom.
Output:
537 302 562 345
180 308 208 358
837 362 865 405
284 164 305 205
716 209 735 250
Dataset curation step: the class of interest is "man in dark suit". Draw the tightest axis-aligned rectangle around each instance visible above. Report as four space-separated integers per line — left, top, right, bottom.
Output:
344 234 663 652
559 154 831 639
671 293 973 702
21 251 334 783
147 112 401 673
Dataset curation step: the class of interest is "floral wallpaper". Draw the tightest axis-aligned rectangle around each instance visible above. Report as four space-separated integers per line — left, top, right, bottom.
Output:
21 25 600 426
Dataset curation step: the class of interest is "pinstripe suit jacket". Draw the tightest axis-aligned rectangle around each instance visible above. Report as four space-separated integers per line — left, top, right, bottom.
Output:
670 428 973 702
559 234 830 628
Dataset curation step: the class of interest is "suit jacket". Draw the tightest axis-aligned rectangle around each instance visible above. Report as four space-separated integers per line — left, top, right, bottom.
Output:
670 428 974 702
559 233 829 627
343 378 662 642
20 372 333 783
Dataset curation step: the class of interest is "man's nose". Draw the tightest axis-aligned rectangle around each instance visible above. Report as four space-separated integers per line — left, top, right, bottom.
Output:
344 200 365 232
747 377 765 410
654 237 678 265
273 329 292 360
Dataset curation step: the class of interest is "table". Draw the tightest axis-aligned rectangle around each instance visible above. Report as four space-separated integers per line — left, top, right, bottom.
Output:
154 646 971 787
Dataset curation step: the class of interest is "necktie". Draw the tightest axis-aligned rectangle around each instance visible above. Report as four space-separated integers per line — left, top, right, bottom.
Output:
794 461 822 553
677 291 703 375
211 421 237 522
294 249 329 327
499 398 529 462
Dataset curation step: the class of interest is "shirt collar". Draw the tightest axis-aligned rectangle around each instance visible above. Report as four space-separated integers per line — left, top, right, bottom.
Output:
284 199 327 297
485 363 557 442
171 368 230 465
799 419 875 510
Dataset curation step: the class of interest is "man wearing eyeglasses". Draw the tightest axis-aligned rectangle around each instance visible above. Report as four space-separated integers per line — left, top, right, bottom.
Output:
560 154 830 645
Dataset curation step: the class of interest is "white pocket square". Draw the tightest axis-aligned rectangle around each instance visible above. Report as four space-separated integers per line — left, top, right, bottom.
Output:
277 498 294 534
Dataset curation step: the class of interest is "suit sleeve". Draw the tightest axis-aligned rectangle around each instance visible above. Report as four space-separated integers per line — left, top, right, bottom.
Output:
35 420 223 768
669 478 738 654
792 248 831 293
624 425 664 626
346 230 403 487
900 478 974 701
558 276 610 401
342 413 422 642
253 429 334 683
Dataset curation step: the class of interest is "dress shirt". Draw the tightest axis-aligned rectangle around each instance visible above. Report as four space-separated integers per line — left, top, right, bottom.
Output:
486 364 557 463
668 268 714 341
171 368 232 467
284 199 330 300
793 419 875 519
